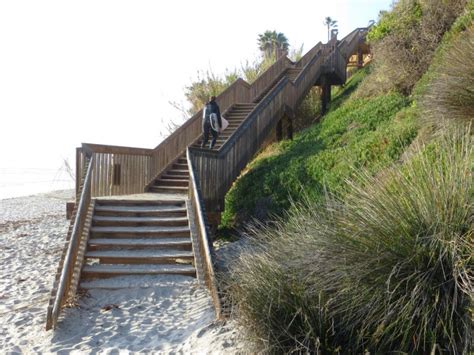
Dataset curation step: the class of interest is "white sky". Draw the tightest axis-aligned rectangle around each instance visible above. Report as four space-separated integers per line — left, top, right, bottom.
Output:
0 0 392 171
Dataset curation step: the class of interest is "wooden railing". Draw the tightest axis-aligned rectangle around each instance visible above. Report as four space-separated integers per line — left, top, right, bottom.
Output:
338 27 369 61
249 55 292 100
46 155 95 330
76 143 153 197
186 149 222 318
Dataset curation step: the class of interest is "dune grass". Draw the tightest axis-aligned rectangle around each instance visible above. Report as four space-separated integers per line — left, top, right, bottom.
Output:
420 25 474 130
228 128 473 353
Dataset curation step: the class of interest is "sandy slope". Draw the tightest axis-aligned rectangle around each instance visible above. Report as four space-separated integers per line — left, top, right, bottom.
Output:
0 190 245 354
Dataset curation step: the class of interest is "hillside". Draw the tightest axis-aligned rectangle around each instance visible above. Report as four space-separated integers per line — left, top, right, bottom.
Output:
221 67 418 228
222 0 473 353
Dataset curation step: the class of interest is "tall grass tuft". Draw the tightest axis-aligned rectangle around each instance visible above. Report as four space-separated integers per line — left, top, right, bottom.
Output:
420 26 474 130
229 128 473 353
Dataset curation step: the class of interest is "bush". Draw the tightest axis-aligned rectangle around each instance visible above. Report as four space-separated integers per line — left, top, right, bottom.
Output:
420 25 474 129
229 128 473 353
357 0 467 96
185 55 279 115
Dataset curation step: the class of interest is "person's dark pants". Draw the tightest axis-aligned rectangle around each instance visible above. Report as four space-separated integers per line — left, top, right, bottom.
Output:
201 121 218 148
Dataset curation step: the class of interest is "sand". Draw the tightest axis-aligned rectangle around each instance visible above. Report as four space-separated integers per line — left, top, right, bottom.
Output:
0 190 246 354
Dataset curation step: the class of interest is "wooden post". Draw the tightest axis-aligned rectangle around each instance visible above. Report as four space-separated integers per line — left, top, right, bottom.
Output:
321 75 331 115
357 48 363 68
206 212 221 242
286 114 293 140
276 119 283 141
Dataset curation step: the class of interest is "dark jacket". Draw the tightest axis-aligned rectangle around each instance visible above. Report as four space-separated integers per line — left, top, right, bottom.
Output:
204 99 222 128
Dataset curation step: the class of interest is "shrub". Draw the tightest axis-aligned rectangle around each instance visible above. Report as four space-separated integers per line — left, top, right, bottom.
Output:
420 25 474 129
293 87 322 131
357 0 467 97
229 128 473 353
184 54 279 115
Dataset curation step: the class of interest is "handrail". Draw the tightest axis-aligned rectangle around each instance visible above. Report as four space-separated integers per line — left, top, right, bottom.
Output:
82 143 153 156
46 155 95 330
147 78 252 186
186 148 222 318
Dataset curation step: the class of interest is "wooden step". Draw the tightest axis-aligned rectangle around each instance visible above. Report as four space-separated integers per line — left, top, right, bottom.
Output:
160 174 189 181
149 186 188 194
96 199 185 207
81 264 196 279
233 104 256 108
87 237 192 250
165 169 189 176
92 216 188 227
90 225 190 238
172 163 188 170
94 205 187 217
85 249 194 264
154 178 188 187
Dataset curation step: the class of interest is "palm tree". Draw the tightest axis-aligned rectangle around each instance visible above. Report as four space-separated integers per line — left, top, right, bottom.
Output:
258 30 289 58
323 17 338 42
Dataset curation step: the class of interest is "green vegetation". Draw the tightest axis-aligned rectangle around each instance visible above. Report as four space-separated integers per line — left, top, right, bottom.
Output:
222 0 473 352
357 0 467 96
229 129 473 353
420 26 474 129
257 30 289 58
222 67 417 227
323 16 338 42
185 30 302 115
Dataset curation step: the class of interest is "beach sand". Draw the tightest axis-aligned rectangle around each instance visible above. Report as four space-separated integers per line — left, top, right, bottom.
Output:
0 190 245 353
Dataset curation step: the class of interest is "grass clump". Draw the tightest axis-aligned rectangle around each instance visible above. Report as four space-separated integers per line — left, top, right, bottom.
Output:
229 128 473 353
420 25 474 129
221 67 417 228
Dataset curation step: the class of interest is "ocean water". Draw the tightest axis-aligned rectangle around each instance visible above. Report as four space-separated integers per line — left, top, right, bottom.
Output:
0 167 74 200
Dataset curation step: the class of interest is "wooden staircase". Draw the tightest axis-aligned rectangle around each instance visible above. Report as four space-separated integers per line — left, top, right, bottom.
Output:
192 103 257 150
191 67 303 151
81 198 196 281
47 27 371 329
147 156 189 194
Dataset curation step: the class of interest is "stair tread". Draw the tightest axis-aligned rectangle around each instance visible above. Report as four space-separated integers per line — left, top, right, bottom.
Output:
93 216 188 223
88 237 191 246
91 226 190 233
82 263 195 273
96 199 185 206
86 249 193 258
156 178 188 182
167 169 189 173
151 186 188 190
95 206 186 213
